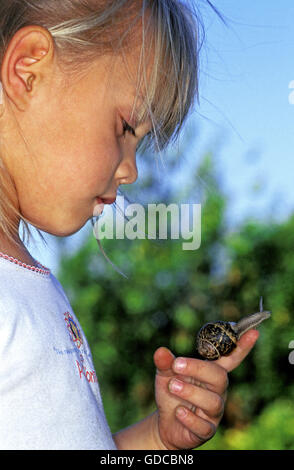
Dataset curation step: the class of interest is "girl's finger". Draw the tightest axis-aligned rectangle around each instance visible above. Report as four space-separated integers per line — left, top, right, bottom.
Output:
175 406 216 443
169 379 224 418
215 329 259 372
172 357 229 394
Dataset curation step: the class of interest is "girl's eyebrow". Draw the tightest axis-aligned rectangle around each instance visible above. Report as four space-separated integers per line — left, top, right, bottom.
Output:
128 113 139 129
130 105 152 129
119 104 139 128
128 94 149 127
121 100 152 131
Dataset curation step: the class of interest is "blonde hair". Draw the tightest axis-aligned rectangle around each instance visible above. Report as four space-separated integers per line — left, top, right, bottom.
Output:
0 0 205 250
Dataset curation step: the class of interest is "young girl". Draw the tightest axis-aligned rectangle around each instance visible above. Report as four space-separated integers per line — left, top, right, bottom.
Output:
0 0 258 450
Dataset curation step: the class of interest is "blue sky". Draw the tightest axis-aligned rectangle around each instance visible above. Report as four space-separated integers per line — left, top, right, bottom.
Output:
194 0 294 224
27 1 294 274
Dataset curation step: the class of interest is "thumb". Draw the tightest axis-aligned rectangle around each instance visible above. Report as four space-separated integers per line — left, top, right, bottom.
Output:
153 346 176 377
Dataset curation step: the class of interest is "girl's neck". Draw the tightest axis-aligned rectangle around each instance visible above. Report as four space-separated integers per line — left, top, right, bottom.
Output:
0 235 39 268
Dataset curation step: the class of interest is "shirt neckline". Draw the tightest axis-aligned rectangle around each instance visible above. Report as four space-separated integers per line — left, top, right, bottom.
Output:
0 250 51 276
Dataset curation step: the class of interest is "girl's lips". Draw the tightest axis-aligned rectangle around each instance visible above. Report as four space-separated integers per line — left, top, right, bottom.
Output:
98 196 116 205
93 196 116 217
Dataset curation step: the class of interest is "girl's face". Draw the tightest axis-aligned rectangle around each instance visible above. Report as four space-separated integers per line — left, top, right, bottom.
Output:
1 47 151 237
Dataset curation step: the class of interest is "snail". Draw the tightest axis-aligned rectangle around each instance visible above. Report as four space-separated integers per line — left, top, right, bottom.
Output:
196 297 271 360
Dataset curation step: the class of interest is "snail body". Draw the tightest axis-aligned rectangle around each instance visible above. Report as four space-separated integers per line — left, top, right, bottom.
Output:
196 297 271 360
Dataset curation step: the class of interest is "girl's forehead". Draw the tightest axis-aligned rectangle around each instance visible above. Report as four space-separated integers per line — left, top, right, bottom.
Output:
90 48 153 129
108 55 150 108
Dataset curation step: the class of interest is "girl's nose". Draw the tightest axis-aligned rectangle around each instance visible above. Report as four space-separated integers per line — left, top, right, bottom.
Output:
115 154 138 186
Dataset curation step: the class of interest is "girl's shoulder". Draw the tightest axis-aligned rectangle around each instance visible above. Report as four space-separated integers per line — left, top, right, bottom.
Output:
0 261 52 330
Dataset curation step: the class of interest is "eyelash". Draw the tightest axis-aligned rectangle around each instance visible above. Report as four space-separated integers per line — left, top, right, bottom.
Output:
122 119 136 138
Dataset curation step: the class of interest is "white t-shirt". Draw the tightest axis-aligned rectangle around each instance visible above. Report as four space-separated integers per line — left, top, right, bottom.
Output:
0 254 117 450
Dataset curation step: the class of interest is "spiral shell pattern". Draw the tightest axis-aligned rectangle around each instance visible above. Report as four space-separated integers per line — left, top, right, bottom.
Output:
196 321 238 360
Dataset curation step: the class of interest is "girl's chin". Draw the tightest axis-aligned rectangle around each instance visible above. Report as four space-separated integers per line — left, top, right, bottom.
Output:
21 201 97 237
31 214 91 238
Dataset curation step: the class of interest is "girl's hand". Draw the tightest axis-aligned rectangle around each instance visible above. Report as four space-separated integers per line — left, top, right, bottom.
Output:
153 330 259 450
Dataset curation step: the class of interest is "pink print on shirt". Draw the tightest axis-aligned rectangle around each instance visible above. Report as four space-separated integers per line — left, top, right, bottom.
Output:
76 358 98 383
63 311 98 384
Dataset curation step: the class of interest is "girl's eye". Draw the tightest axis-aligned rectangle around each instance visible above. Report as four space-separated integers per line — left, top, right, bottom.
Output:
122 119 136 138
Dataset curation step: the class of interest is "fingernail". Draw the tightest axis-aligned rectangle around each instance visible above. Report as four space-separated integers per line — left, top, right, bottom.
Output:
176 407 187 418
169 379 183 392
174 357 187 372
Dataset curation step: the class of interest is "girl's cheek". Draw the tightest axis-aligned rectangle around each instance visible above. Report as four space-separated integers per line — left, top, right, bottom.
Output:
94 134 123 183
95 154 121 190
107 145 124 176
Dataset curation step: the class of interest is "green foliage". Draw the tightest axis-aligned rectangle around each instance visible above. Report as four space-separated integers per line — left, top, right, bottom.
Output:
56 148 294 450
201 399 294 450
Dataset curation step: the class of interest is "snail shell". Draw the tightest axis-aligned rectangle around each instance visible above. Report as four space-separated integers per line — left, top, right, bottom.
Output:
196 297 271 360
196 321 238 360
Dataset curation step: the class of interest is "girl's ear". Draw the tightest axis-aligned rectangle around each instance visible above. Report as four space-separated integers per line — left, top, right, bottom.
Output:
0 26 55 112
